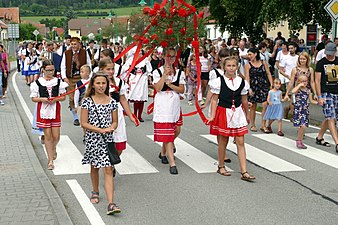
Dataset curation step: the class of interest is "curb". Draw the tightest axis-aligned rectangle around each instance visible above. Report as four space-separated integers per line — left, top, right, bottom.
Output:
8 64 74 225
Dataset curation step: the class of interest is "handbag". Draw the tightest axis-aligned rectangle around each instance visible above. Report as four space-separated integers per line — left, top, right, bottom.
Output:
90 97 121 165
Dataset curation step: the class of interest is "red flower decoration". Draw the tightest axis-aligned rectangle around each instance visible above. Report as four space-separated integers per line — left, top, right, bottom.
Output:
180 27 186 35
160 8 166 17
149 9 157 16
192 40 199 48
143 7 151 15
198 11 204 18
153 2 161 11
169 6 177 15
186 37 193 42
165 28 174 36
133 34 140 41
143 38 149 44
160 40 168 48
151 17 158 26
177 8 187 17
150 34 158 40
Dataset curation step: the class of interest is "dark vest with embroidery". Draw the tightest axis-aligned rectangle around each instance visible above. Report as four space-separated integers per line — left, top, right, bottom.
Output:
218 76 245 108
65 49 87 78
35 79 61 98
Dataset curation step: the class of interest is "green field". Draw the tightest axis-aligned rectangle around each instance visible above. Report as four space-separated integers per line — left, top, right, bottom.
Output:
22 6 143 23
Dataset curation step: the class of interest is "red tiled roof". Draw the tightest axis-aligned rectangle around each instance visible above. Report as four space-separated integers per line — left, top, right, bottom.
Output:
54 27 64 36
0 8 20 23
0 20 7 29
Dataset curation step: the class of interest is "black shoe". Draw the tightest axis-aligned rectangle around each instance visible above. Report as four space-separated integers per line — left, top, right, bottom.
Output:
74 119 80 126
173 146 176 153
159 152 169 164
169 166 178 175
336 144 338 153
224 158 231 163
138 118 144 122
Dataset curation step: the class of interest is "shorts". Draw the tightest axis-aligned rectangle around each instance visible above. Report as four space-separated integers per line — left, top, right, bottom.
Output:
201 72 209 81
322 92 338 127
278 73 289 84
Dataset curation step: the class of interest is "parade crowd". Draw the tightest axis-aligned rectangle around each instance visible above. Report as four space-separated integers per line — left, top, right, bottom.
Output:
6 31 338 215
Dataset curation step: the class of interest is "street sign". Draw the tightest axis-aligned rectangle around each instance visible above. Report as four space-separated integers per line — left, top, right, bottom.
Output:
33 29 39 36
325 0 338 21
7 24 19 39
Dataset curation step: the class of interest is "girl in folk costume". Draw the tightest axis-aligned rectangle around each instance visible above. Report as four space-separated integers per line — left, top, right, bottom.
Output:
22 42 34 85
208 56 255 181
126 50 150 122
27 49 41 81
30 59 68 170
152 47 186 174
98 59 138 161
80 72 121 215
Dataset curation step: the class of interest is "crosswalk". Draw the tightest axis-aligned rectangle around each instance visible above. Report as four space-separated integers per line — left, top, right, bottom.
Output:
48 132 338 176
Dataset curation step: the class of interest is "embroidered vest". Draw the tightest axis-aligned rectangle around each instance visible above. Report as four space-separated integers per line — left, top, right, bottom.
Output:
36 79 61 98
218 76 245 108
65 49 87 78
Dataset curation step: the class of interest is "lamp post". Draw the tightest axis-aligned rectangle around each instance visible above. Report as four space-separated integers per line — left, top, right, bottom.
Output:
108 11 118 42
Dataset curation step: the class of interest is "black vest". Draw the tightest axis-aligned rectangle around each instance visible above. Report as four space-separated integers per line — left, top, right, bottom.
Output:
110 79 123 102
35 79 61 98
157 68 182 92
218 76 245 108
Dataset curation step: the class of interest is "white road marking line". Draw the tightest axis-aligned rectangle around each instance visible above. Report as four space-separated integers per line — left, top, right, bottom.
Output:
12 71 33 122
306 133 335 146
114 143 159 175
201 134 305 172
146 135 231 173
66 180 105 225
41 135 90 175
253 134 338 169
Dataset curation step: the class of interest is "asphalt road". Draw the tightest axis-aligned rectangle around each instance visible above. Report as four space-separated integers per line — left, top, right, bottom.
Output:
11 71 338 225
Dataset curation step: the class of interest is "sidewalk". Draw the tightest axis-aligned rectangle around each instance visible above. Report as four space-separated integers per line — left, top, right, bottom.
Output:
0 65 73 224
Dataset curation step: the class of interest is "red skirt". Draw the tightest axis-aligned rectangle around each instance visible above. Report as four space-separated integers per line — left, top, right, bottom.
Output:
176 110 183 126
210 106 248 137
36 102 61 128
115 141 126 151
154 122 177 143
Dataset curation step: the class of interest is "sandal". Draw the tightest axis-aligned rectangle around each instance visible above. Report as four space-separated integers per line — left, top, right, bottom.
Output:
250 126 257 132
315 137 331 147
53 152 57 160
47 161 54 170
217 166 231 176
107 203 121 215
90 191 99 204
241 171 255 181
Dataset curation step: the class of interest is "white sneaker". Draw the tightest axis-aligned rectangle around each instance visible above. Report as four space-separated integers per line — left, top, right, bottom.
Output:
0 100 4 105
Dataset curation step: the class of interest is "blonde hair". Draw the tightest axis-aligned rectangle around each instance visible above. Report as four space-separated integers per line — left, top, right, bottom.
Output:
80 64 91 73
297 74 308 84
222 56 238 69
297 51 310 68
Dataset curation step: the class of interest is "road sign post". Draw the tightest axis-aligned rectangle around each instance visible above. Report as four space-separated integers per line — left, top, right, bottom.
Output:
33 29 39 43
325 0 338 38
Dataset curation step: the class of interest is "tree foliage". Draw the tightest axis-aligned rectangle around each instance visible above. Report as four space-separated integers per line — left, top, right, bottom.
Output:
194 0 332 44
19 23 43 41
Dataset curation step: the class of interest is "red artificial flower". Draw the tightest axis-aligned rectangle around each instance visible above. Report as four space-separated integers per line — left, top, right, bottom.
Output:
143 7 151 15
153 2 161 11
192 40 199 48
186 37 193 42
150 34 158 40
180 27 186 35
160 8 166 17
198 11 204 19
177 8 187 17
160 40 168 48
149 9 157 16
151 17 158 26
169 6 177 15
143 38 149 44
133 34 140 41
165 28 174 36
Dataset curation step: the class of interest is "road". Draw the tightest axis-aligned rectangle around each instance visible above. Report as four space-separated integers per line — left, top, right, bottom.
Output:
10 71 338 225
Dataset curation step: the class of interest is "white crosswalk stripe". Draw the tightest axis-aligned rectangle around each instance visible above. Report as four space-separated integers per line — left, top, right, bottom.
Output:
146 135 231 173
201 134 305 172
253 134 338 169
115 143 159 175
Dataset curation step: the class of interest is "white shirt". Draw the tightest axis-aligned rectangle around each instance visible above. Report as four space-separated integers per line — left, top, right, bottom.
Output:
316 49 326 62
60 50 92 79
239 48 248 75
280 54 298 76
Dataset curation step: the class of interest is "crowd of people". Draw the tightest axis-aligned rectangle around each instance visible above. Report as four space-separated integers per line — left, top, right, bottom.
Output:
5 31 337 215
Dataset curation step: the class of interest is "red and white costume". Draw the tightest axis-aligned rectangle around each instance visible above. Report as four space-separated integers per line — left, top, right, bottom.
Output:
152 67 186 142
209 76 249 137
30 77 68 128
127 59 149 102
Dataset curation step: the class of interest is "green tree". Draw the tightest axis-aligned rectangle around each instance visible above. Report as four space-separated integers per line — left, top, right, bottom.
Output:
19 23 39 41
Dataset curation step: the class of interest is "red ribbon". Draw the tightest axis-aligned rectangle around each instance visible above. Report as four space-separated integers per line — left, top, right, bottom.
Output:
113 42 137 63
132 113 140 127
49 80 90 101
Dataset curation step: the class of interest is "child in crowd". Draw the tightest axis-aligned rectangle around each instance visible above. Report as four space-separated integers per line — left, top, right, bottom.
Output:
30 59 68 170
208 56 255 181
292 75 317 149
28 49 41 81
263 78 287 136
186 53 198 105
80 72 121 215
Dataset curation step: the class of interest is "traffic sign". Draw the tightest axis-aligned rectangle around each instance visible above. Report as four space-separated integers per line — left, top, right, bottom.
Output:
7 24 19 39
325 0 338 21
33 29 39 36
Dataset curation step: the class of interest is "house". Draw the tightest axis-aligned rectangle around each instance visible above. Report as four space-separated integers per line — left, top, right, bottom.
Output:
0 20 8 41
0 7 20 24
68 18 111 38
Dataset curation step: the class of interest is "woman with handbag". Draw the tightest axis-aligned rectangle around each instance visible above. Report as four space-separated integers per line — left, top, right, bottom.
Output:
80 72 121 215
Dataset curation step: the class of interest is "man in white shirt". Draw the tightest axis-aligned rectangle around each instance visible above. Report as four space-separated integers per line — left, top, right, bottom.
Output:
279 42 298 85
238 40 249 75
275 42 289 83
94 39 109 63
